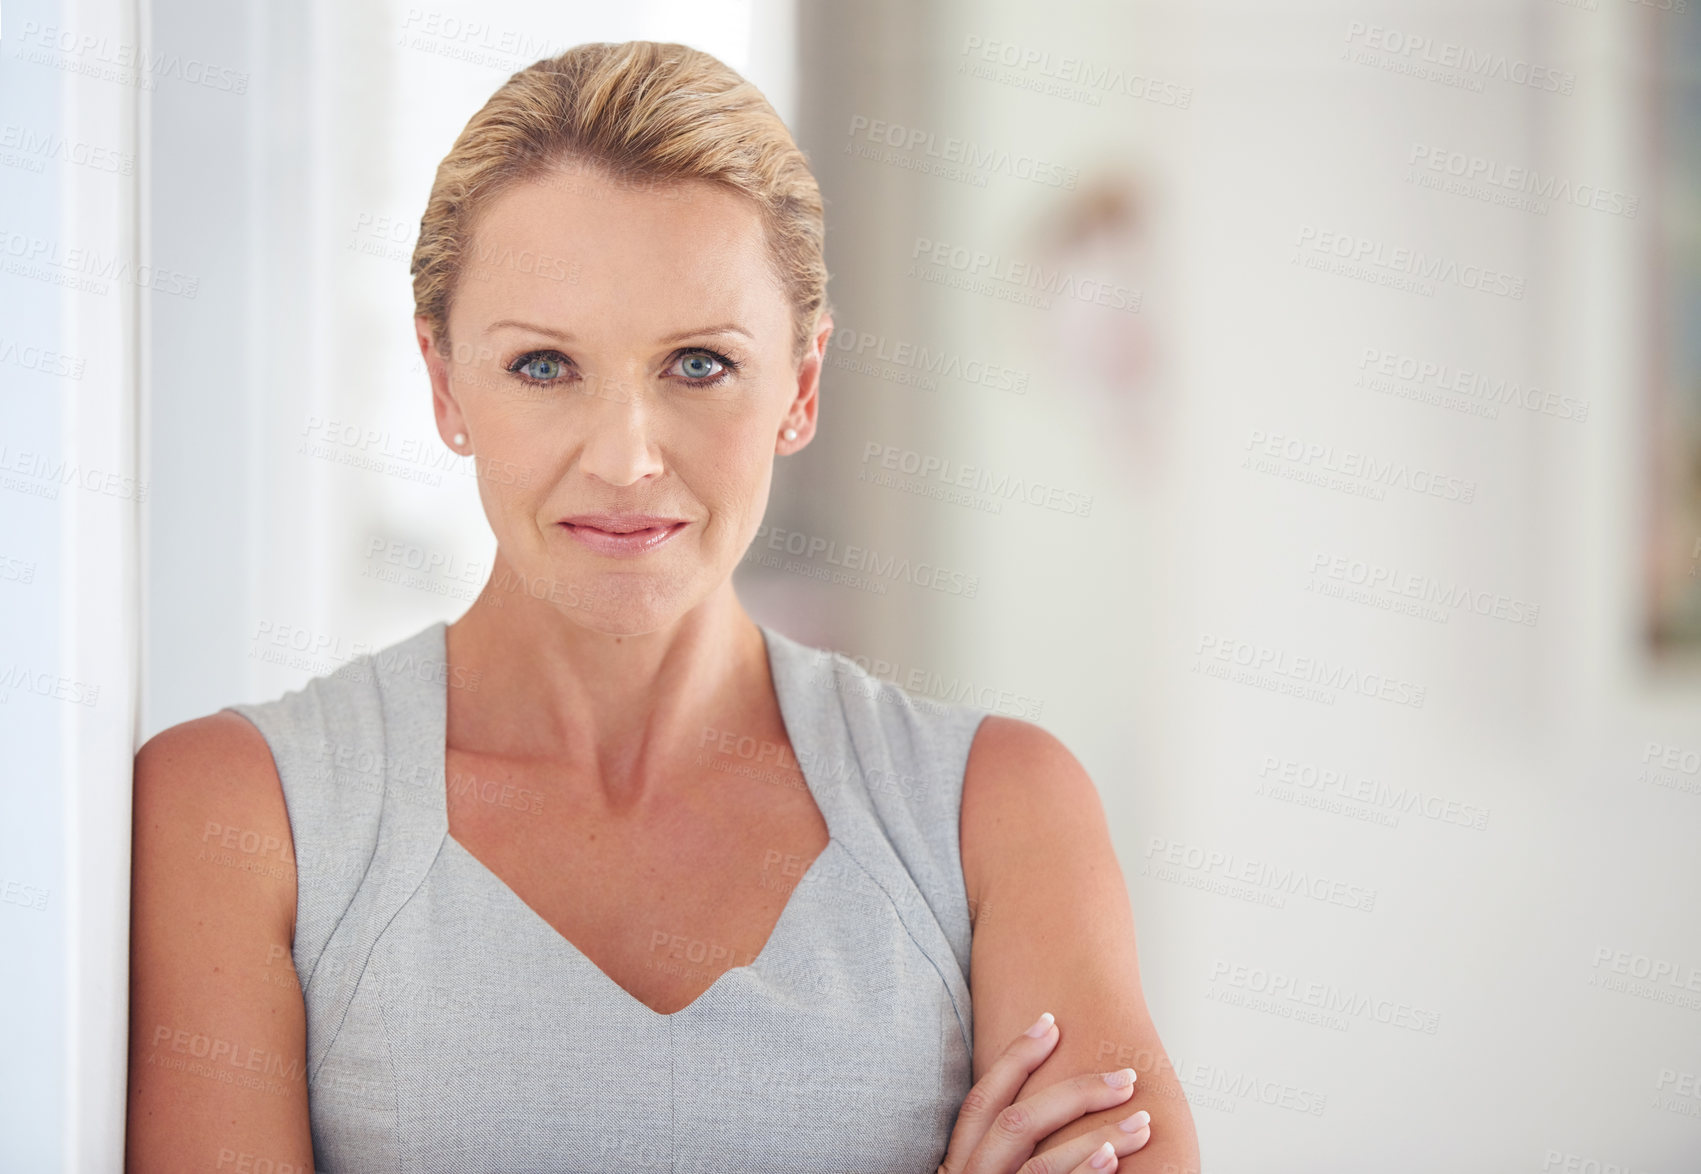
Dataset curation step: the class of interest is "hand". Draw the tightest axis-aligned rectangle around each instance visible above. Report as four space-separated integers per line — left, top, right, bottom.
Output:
935 1011 1153 1174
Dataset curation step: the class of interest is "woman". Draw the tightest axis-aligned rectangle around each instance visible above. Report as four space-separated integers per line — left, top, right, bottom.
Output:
126 41 1199 1173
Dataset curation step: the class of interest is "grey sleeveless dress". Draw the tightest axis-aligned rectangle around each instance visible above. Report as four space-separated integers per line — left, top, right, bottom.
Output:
223 620 991 1172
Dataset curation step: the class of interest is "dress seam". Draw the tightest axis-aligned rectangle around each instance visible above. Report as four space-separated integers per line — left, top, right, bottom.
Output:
830 831 975 1055
829 683 977 1055
306 832 451 1086
668 1016 677 1174
375 970 404 1174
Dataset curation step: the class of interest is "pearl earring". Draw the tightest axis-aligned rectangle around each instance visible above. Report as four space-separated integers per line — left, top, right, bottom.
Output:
783 427 798 441
452 432 467 448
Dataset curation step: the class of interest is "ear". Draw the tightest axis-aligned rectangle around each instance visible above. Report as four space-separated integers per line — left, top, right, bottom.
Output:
778 312 832 454
417 316 470 453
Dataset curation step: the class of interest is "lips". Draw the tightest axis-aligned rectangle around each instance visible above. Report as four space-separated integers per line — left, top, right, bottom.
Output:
557 514 689 557
560 513 687 534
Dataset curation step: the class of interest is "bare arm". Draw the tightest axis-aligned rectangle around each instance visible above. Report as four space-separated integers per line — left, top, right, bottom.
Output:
961 716 1201 1174
126 711 315 1172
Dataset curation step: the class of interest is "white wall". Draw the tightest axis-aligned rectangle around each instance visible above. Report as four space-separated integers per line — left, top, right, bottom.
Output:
1 0 141 1167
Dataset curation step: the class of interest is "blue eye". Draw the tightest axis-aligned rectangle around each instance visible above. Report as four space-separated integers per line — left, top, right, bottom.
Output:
680 353 721 380
673 348 740 386
514 353 567 382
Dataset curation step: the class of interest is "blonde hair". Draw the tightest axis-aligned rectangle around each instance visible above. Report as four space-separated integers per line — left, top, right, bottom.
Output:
410 41 830 365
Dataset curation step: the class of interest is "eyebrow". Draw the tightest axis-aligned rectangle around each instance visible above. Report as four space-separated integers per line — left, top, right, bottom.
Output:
484 319 754 343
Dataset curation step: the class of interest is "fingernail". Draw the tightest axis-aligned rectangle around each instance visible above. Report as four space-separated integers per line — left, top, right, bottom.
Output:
1102 1067 1136 1087
1089 1140 1117 1170
1119 1109 1151 1133
1024 1011 1055 1037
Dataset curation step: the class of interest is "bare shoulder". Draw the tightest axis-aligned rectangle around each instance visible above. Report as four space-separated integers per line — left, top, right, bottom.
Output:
959 715 1104 905
958 715 1200 1169
132 710 297 937
128 710 313 1170
960 714 1097 804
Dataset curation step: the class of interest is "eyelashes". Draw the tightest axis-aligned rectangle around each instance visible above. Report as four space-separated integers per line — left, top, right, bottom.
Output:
504 347 742 390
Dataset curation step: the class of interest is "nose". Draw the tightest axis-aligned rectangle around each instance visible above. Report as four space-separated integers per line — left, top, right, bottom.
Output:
576 371 665 487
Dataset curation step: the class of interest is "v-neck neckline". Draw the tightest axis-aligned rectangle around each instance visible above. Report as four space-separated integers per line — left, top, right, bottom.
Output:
422 620 843 1021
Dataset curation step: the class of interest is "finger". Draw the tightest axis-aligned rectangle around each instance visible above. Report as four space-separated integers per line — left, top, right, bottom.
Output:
961 1068 1140 1174
937 1011 1063 1174
1044 1110 1154 1174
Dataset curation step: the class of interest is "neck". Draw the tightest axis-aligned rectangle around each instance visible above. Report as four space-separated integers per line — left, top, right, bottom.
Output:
445 554 770 812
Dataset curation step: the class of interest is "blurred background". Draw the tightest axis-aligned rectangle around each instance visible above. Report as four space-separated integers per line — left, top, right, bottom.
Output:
4 0 1700 1169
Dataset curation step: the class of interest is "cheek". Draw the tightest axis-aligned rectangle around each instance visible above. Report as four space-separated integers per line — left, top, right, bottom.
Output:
684 422 777 528
458 414 564 540
695 441 767 510
461 380 578 486
475 429 557 516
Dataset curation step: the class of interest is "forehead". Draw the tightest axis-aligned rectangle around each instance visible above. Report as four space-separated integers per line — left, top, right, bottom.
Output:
453 168 786 341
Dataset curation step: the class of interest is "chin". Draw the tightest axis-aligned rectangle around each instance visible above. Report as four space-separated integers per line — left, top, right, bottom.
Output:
552 565 714 637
